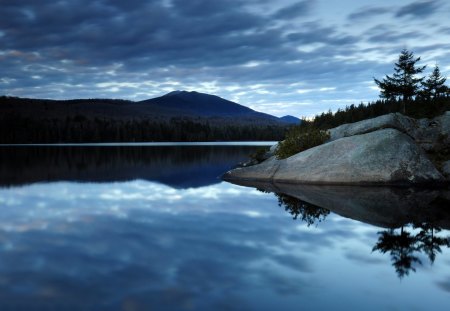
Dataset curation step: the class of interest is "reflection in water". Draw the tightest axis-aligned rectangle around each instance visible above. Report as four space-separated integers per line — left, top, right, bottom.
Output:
275 193 330 226
1 145 450 309
373 225 450 278
0 145 263 188
272 190 450 278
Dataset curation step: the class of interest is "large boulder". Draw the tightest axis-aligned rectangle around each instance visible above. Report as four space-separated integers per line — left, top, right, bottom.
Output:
328 113 419 141
223 128 444 185
329 111 450 152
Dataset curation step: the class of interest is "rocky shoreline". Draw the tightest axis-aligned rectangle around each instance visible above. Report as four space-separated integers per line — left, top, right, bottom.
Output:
223 111 450 186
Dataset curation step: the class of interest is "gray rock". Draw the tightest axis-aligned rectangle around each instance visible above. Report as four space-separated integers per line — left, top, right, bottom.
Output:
328 113 419 141
414 111 450 151
269 142 279 155
223 128 444 185
328 111 450 152
442 160 450 178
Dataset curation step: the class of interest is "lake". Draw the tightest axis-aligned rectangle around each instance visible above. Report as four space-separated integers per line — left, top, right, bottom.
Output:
0 144 449 310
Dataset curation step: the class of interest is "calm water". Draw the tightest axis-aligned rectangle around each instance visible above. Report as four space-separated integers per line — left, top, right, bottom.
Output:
0 144 449 310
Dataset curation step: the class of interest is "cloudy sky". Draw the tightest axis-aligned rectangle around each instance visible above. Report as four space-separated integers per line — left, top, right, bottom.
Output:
1 0 450 117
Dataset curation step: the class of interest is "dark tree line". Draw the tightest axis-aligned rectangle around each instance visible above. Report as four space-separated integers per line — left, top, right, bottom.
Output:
308 96 450 130
374 49 449 114
297 49 450 131
0 114 287 143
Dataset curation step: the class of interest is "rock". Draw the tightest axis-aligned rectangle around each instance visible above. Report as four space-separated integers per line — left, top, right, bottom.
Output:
414 111 450 152
443 160 450 179
223 128 444 185
328 113 419 141
237 144 278 167
269 142 279 155
329 111 450 153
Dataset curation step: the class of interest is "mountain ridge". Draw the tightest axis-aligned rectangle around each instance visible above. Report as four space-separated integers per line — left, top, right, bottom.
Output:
0 91 294 143
1 90 295 124
139 90 285 122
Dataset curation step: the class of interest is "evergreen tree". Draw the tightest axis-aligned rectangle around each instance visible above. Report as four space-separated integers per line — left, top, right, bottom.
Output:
374 49 426 113
421 65 448 99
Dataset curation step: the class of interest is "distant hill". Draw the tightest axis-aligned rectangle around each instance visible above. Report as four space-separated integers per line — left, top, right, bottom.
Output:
279 115 301 124
0 91 285 125
139 90 282 122
0 91 294 143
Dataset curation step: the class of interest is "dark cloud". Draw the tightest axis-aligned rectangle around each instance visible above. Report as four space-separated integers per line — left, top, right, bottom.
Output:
347 6 391 21
436 278 450 293
345 252 385 265
286 23 358 46
171 0 242 17
0 0 449 116
367 30 425 43
0 0 359 87
272 0 315 19
396 0 442 18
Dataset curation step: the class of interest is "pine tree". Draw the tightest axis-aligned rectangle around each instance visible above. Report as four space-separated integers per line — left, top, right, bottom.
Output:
374 49 426 113
421 65 448 99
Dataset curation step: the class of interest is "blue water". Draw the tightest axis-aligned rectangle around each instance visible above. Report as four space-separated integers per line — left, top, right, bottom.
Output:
0 145 449 310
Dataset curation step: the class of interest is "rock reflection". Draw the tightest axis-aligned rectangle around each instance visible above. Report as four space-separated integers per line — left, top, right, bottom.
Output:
235 179 450 278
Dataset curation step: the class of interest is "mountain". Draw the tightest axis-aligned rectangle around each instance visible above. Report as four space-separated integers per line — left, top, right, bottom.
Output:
0 91 286 124
279 115 301 124
0 91 294 143
139 90 281 121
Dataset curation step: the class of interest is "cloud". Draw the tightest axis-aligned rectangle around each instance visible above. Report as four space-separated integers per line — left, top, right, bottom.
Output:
396 0 442 18
1 0 450 117
0 180 322 307
436 278 450 293
272 0 316 19
347 6 391 21
367 30 425 43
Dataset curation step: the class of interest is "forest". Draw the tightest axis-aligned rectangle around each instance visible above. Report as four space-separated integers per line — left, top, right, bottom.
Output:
0 113 287 143
307 49 450 130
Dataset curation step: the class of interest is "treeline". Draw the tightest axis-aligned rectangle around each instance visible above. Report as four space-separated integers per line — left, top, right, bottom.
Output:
309 96 450 130
303 49 450 130
276 49 450 159
0 115 287 143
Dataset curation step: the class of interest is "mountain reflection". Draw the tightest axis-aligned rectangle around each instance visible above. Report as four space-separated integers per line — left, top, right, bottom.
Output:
242 180 450 278
0 145 264 189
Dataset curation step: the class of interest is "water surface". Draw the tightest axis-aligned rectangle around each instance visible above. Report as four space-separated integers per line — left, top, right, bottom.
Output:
0 145 449 310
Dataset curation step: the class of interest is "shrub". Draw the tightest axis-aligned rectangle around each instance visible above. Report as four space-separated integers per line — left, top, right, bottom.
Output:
249 147 270 163
276 125 330 159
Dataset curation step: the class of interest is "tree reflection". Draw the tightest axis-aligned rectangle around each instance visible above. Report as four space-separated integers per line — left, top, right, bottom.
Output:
373 224 450 278
0 145 262 188
275 193 330 226
264 189 450 278
372 227 421 278
415 223 450 264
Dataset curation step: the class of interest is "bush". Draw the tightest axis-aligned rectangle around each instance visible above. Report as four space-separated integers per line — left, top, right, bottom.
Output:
249 147 270 164
276 125 330 159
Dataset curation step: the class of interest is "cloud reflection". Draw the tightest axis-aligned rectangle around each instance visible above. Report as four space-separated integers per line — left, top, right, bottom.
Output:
0 180 449 309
